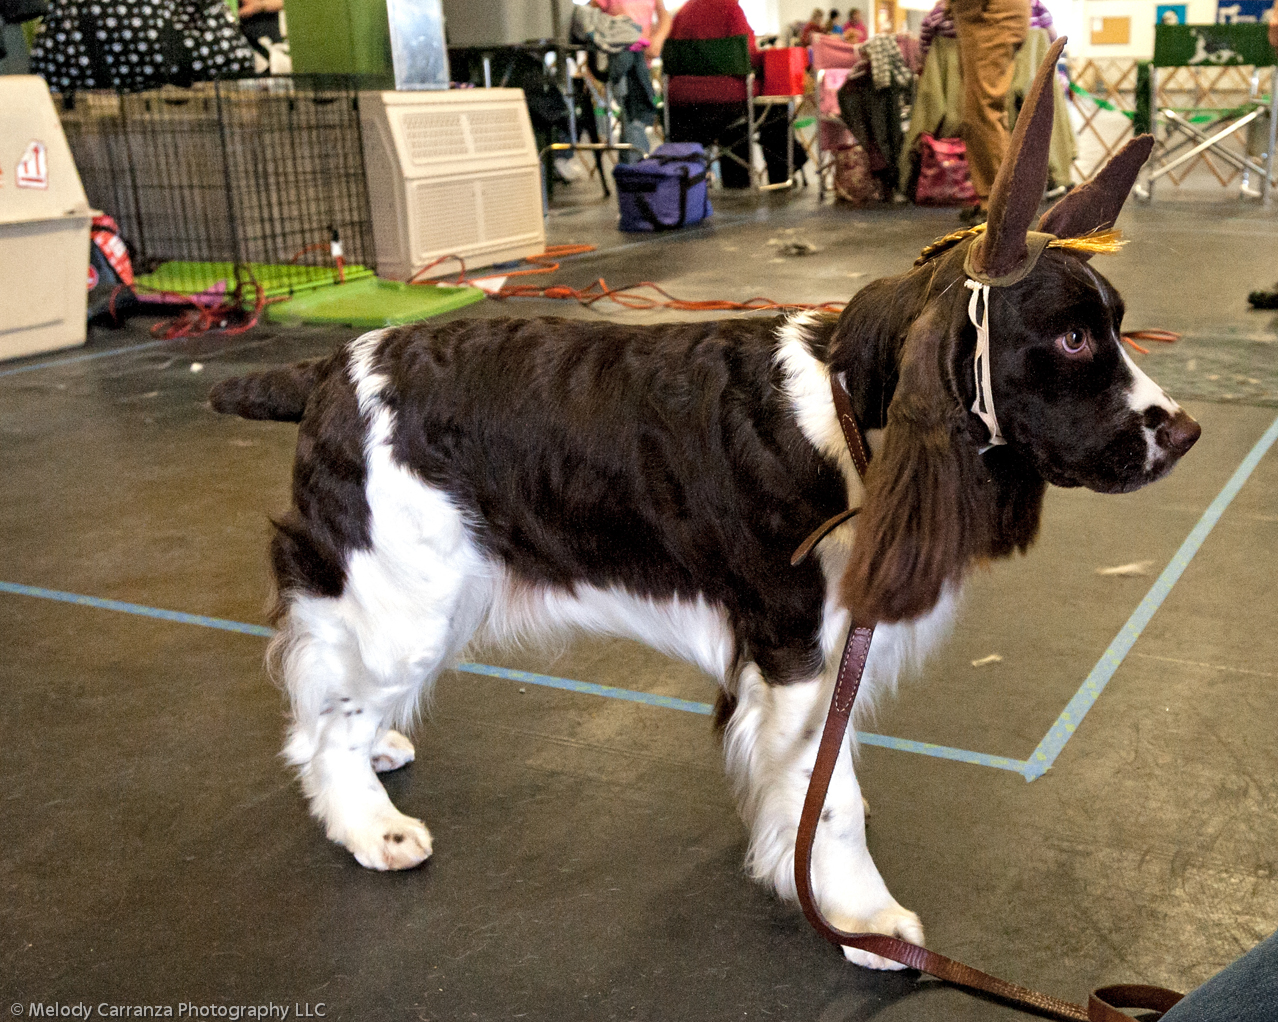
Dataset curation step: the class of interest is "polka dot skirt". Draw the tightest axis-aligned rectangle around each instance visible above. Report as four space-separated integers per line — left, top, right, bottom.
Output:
30 1 256 91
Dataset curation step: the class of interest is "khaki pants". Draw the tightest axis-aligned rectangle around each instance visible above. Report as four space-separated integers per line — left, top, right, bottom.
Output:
951 0 1029 203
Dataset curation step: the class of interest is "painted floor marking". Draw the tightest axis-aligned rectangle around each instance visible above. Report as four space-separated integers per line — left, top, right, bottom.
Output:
1133 652 1277 679
0 581 275 637
0 339 175 378
0 579 1023 773
1021 409 1278 781
454 662 716 717
4 411 1274 782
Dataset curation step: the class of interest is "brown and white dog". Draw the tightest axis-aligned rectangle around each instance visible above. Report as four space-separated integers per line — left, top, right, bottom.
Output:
211 40 1198 968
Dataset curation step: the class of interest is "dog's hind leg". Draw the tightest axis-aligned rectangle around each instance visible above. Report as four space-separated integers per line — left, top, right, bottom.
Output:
272 592 430 870
274 486 493 871
723 662 923 970
370 726 416 773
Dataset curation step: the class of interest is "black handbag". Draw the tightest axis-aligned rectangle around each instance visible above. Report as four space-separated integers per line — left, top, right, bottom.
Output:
30 0 254 91
0 0 49 24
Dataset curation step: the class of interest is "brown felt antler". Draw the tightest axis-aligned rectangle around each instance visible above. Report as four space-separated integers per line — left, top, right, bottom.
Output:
968 35 1068 281
1038 134 1154 243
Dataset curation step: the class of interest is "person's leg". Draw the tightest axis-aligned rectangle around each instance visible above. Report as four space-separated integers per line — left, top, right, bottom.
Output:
714 104 754 188
673 103 751 188
951 0 1029 207
619 117 650 162
1161 931 1278 1022
757 104 803 185
669 104 720 154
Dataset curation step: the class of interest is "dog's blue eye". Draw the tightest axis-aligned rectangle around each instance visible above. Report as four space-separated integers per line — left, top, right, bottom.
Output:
1058 329 1088 355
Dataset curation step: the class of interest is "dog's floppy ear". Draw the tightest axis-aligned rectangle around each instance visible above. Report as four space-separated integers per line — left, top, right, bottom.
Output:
1037 134 1154 243
968 35 1067 280
841 299 990 624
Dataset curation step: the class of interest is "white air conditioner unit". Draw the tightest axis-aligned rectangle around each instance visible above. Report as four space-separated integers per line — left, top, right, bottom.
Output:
358 88 546 281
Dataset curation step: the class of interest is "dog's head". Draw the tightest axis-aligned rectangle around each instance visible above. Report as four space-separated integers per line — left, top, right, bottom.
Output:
838 36 1199 624
956 240 1198 496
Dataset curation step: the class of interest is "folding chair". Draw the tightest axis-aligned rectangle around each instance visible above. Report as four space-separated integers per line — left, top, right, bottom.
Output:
661 35 793 191
810 32 865 201
900 29 1072 194
1142 22 1278 203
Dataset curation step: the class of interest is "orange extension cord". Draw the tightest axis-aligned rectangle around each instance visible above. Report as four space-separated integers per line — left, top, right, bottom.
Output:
149 277 288 340
409 244 847 314
1120 329 1179 355
149 236 346 339
144 241 1180 348
411 247 1181 348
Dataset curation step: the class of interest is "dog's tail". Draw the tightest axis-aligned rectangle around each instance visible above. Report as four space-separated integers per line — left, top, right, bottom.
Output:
208 358 327 422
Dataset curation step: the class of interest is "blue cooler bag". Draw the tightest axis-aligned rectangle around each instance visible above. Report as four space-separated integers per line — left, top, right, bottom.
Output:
613 143 713 232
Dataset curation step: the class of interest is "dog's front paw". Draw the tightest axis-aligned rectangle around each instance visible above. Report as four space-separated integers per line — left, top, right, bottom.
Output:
370 729 415 773
834 905 925 970
335 808 433 871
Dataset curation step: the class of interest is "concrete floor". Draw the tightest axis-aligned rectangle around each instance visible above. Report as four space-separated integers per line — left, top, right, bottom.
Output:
2 181 1277 1021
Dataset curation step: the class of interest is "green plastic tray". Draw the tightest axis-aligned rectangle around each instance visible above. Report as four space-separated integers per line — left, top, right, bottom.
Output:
265 277 487 328
134 261 374 300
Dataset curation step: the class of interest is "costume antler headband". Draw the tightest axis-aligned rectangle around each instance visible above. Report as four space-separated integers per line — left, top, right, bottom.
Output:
910 35 1155 448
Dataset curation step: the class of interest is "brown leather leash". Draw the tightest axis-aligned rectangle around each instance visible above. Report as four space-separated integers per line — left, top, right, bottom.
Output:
792 374 1185 1022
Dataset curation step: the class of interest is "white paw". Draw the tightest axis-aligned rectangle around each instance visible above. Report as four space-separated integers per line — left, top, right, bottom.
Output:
337 807 433 871
836 905 925 970
370 729 415 773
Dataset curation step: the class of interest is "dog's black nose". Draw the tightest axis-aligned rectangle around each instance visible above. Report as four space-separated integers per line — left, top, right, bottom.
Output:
1158 410 1201 458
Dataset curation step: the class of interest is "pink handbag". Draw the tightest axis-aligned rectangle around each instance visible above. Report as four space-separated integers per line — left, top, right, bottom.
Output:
913 134 976 206
834 144 879 205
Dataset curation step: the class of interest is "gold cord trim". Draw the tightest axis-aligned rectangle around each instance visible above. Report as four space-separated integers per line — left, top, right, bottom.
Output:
914 225 1127 267
1049 230 1127 256
914 224 986 266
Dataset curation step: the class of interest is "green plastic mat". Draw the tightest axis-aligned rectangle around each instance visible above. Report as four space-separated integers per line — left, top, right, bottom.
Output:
265 277 487 328
134 261 374 299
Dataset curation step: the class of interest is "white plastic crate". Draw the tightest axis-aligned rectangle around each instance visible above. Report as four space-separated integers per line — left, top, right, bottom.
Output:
0 76 93 360
358 88 545 281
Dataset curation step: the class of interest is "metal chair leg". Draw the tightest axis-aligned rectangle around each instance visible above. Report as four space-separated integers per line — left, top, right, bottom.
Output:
665 83 672 140
1145 67 1158 202
1266 66 1278 206
786 96 794 187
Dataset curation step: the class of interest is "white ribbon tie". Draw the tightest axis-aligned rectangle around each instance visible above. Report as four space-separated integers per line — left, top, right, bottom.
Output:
965 279 1006 452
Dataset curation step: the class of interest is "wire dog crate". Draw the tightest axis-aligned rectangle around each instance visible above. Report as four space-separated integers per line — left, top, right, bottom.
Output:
57 77 377 299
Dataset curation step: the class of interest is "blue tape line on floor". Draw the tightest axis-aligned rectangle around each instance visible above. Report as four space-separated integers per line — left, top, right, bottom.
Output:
0 339 174 378
455 662 715 715
0 581 275 637
1021 410 1278 782
855 733 1029 774
0 578 1015 770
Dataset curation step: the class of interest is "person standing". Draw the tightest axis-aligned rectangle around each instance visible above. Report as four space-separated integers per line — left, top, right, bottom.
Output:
596 0 672 60
843 8 869 43
950 0 1030 220
800 7 826 44
665 0 805 188
593 0 672 161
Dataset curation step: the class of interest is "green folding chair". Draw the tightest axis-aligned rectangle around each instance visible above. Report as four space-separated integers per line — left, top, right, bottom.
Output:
1143 22 1278 203
662 35 790 191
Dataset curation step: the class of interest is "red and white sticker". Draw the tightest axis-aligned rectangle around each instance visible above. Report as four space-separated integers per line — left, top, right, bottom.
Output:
17 140 49 189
